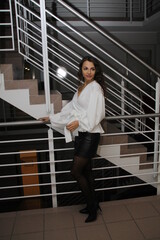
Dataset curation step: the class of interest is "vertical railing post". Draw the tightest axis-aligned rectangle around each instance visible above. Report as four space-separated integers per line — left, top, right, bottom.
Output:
157 139 160 195
153 78 160 178
40 0 51 113
144 0 147 20
121 78 125 132
48 128 57 207
130 0 133 22
9 0 15 50
87 0 90 17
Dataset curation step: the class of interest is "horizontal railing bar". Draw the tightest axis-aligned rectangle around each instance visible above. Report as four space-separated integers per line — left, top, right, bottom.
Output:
0 137 64 144
0 140 159 157
0 113 159 127
0 168 156 190
47 34 81 62
106 113 160 120
96 171 157 182
0 9 10 12
0 180 159 201
95 180 159 192
16 1 41 20
19 39 43 57
57 0 160 77
0 159 73 168
19 28 42 46
0 36 12 39
47 9 156 92
0 155 155 173
97 150 158 160
0 151 157 179
19 52 43 70
104 73 155 101
93 160 155 171
46 8 156 97
0 23 12 26
0 147 74 156
0 156 155 170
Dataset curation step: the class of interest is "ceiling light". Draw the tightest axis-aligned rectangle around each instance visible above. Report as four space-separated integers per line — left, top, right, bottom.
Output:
56 67 67 78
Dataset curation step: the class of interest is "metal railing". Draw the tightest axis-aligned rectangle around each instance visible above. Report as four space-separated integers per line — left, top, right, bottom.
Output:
0 0 15 51
13 0 160 139
40 0 160 21
1 0 160 210
0 114 160 209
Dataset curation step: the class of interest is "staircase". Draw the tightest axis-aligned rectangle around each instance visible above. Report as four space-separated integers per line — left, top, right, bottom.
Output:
0 63 155 186
0 64 62 119
99 122 154 185
0 0 159 206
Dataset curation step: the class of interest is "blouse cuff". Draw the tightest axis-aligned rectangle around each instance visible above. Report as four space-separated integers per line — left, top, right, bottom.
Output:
64 126 72 143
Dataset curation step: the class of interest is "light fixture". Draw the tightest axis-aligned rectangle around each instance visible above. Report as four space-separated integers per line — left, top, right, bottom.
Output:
56 67 67 78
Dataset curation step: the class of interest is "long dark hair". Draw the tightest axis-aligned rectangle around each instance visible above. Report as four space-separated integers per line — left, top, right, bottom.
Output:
77 56 106 95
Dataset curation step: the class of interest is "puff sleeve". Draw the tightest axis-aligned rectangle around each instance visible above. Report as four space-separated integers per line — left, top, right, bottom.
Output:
49 100 74 142
78 84 105 132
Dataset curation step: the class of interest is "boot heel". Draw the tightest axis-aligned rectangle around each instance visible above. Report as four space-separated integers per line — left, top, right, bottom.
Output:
85 210 97 223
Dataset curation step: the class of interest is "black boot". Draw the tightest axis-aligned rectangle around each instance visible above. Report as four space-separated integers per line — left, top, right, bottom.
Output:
80 203 102 215
79 206 89 214
85 205 97 223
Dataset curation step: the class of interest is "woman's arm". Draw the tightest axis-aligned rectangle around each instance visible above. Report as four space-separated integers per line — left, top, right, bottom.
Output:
38 117 50 123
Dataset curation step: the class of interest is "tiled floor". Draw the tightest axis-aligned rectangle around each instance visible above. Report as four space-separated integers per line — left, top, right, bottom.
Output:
0 195 160 240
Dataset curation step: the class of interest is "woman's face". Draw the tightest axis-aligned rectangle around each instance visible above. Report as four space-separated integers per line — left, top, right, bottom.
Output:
82 60 96 83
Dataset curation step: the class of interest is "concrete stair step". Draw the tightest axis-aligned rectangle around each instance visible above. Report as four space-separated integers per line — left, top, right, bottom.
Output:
0 64 62 113
100 119 151 170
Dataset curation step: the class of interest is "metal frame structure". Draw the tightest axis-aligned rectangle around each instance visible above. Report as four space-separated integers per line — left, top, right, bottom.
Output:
0 0 15 51
0 0 160 209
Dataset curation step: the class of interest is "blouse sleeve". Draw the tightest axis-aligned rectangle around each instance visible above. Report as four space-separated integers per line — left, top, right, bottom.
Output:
78 85 105 131
49 99 74 142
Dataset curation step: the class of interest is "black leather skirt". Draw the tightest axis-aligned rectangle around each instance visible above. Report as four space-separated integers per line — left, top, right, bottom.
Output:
74 132 100 158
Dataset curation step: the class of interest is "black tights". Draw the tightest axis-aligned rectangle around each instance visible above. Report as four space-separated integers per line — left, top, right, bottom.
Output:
71 155 96 208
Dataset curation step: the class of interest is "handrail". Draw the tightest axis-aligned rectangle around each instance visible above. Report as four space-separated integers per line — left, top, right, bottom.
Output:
46 9 156 92
13 0 159 142
0 113 160 127
57 0 160 78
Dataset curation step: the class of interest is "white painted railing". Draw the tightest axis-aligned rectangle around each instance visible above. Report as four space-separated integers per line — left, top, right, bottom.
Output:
0 116 159 208
0 0 15 51
1 0 160 210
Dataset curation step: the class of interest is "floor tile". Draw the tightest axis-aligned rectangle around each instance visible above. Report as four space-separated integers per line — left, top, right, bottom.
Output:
76 224 111 240
107 220 145 240
1 195 160 240
44 228 77 240
13 213 43 234
102 204 132 223
16 209 44 216
11 232 43 240
44 211 74 230
126 201 159 219
136 216 160 239
0 236 11 240
0 212 16 237
151 199 160 214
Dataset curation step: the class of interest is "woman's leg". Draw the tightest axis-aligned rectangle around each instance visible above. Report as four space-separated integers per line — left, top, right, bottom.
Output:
71 155 95 208
83 159 96 202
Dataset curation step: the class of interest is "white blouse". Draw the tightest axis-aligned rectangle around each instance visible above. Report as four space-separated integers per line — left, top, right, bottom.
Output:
49 80 105 142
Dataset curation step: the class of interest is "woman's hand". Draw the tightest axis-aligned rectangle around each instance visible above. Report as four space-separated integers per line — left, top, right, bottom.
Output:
38 117 50 123
66 120 79 132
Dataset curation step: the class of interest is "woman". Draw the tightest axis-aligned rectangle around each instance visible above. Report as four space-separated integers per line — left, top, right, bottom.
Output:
40 56 106 222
